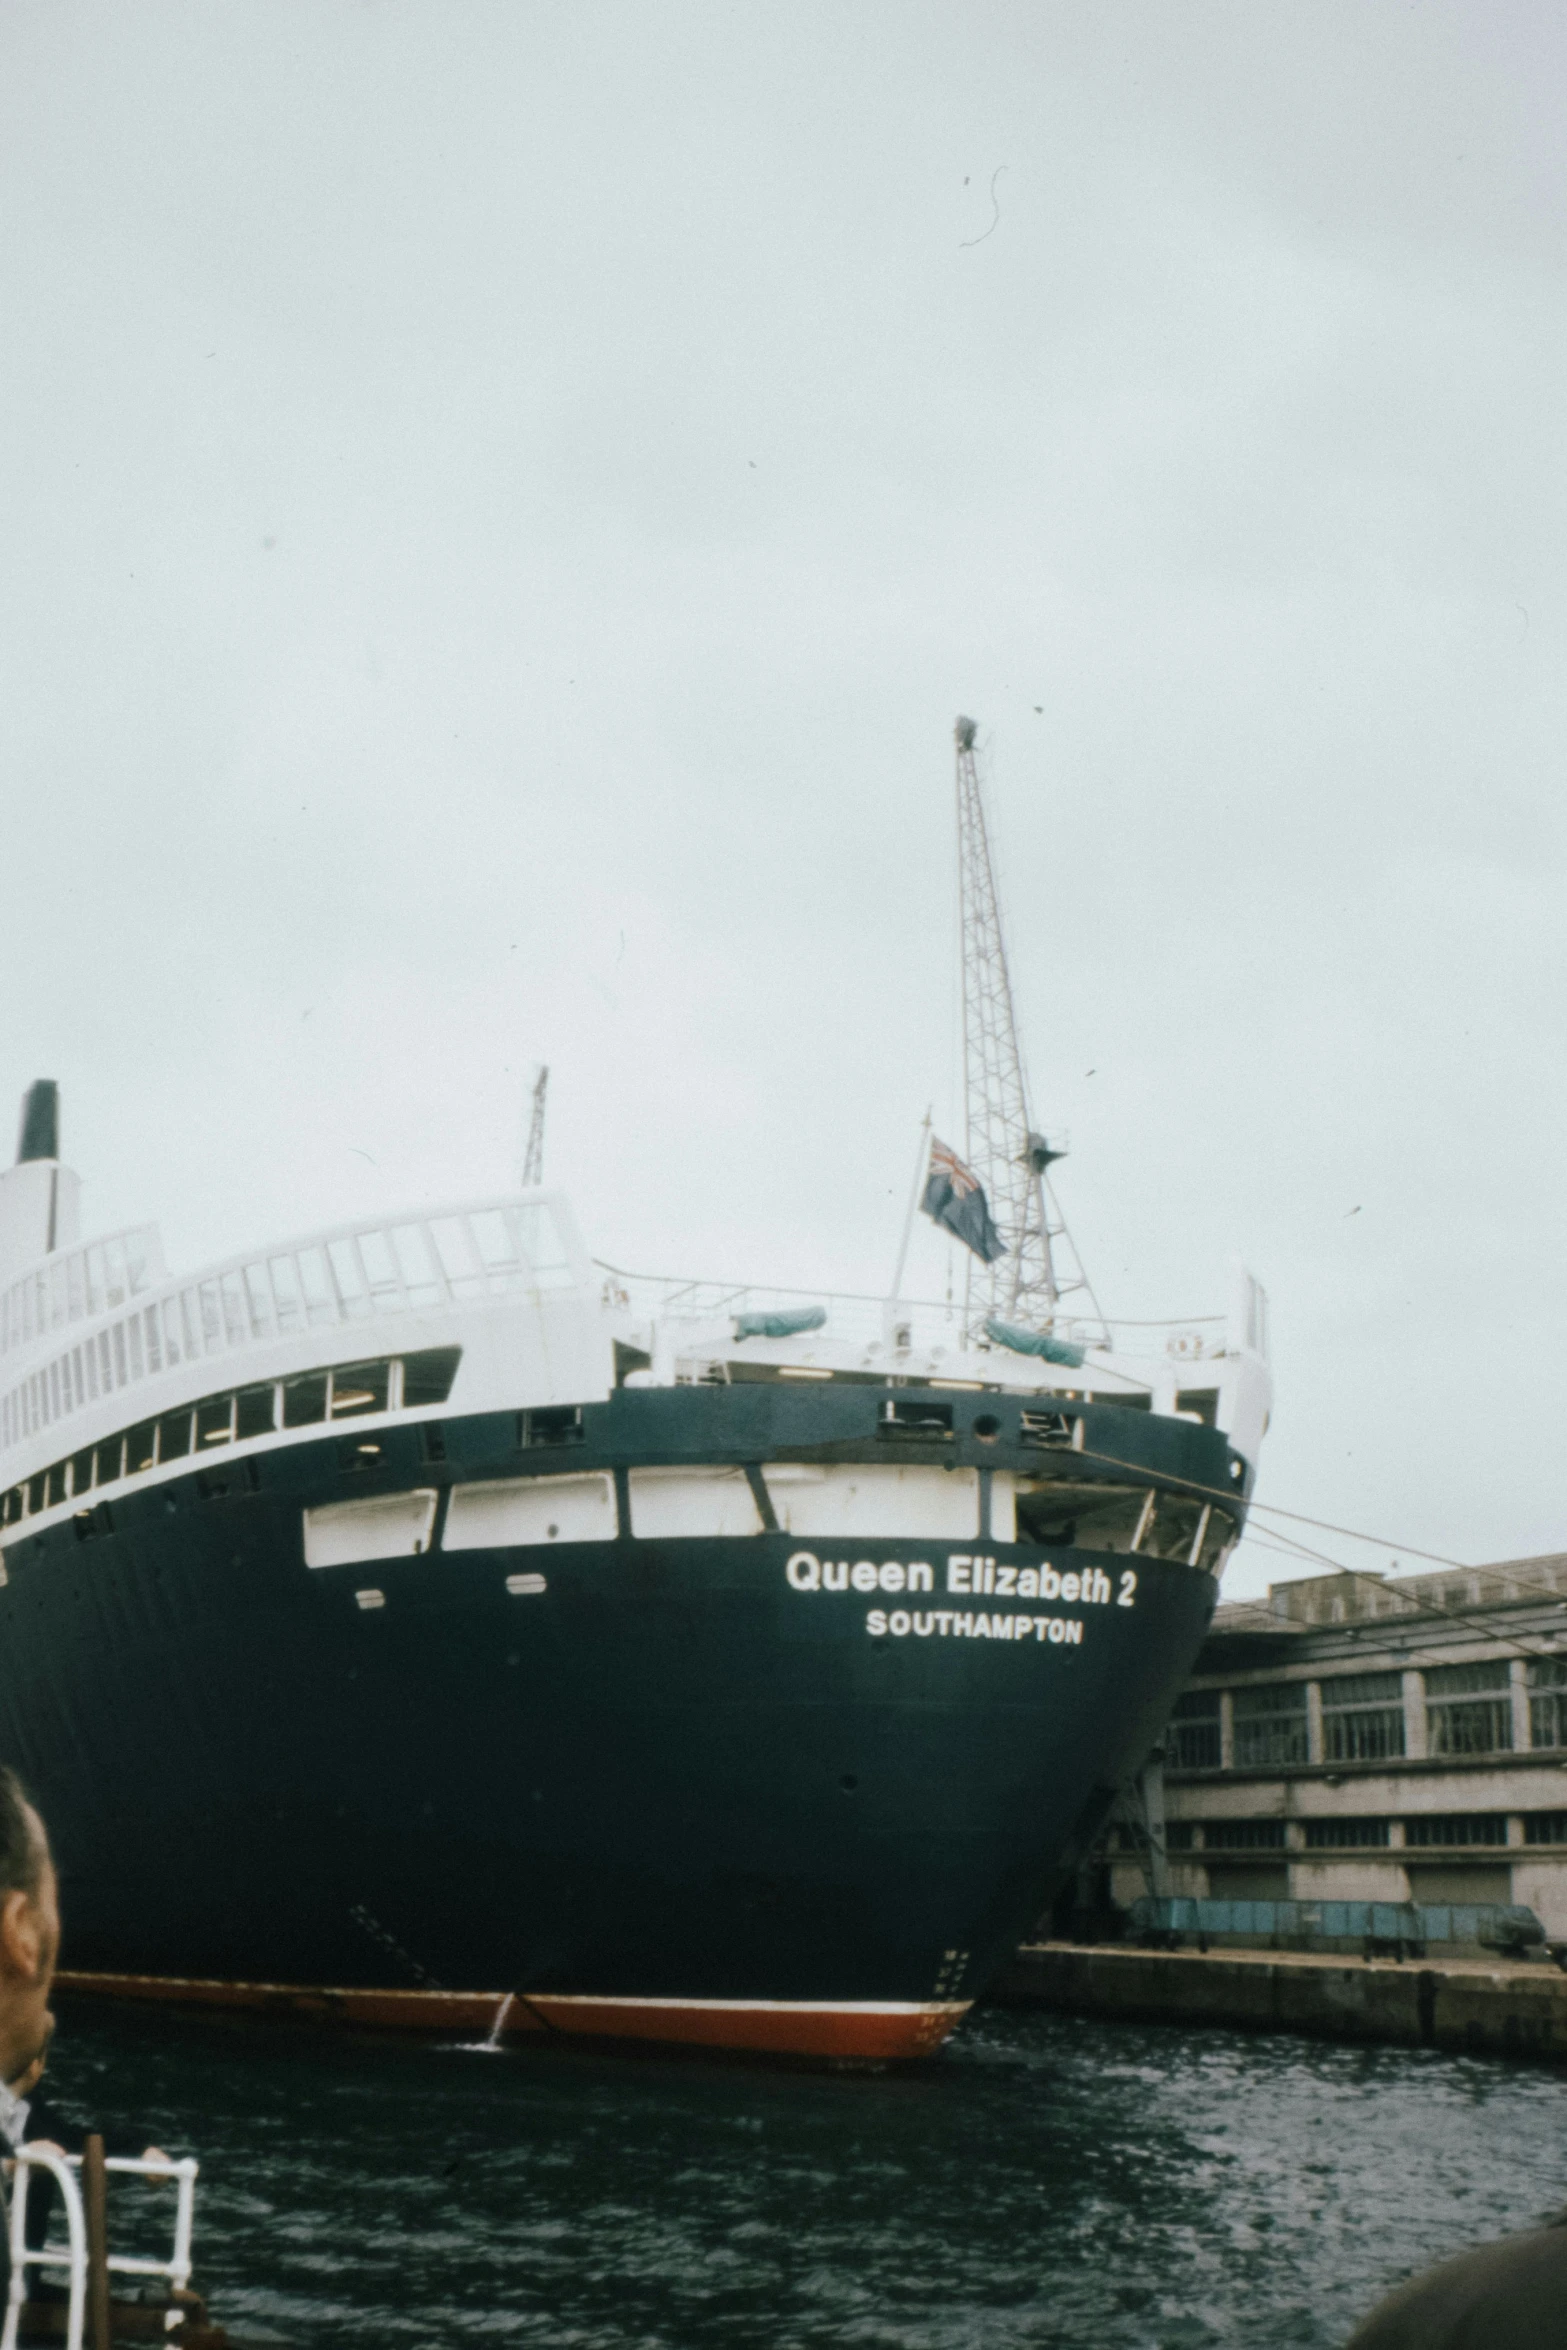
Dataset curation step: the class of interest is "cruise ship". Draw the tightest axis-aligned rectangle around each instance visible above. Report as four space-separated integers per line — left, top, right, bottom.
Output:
0 1082 1270 2059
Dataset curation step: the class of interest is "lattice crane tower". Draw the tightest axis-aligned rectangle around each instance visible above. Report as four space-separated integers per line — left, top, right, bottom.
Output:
954 716 1103 1342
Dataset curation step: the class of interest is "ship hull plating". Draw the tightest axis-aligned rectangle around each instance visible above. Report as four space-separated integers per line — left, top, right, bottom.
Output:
0 1415 1222 2059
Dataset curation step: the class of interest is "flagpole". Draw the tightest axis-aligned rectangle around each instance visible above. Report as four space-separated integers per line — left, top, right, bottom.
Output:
886 1109 933 1335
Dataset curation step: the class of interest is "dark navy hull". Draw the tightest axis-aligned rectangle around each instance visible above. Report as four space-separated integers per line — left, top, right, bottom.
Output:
0 1384 1236 2057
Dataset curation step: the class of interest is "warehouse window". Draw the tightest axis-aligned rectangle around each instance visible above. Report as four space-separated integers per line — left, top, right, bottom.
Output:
1425 1662 1512 1756
1321 1671 1405 1762
1164 1823 1196 1852
1523 1813 1567 1845
1302 1818 1391 1849
1403 1813 1508 1848
1528 1657 1567 1751
1231 1682 1308 1768
1167 1690 1221 1771
1202 1819 1286 1851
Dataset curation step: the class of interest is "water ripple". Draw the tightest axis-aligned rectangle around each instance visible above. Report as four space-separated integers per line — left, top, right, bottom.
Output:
36 1996 1567 2348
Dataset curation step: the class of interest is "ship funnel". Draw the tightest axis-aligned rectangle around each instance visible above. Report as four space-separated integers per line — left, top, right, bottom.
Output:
17 1081 59 1166
0 1081 80 1285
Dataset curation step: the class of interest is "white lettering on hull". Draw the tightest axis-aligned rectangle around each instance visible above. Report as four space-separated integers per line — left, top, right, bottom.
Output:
865 1608 1085 1644
784 1546 1134 1648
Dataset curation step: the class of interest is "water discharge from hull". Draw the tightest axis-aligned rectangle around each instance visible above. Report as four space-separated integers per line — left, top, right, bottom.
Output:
456 1989 518 2054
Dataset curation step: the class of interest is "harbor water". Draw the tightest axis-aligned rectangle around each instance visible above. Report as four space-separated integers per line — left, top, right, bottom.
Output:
40 1995 1567 2348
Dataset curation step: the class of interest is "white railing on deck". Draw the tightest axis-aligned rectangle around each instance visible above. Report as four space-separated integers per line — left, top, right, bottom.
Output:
595 1263 1229 1366
0 1224 165 1361
0 1195 578 1463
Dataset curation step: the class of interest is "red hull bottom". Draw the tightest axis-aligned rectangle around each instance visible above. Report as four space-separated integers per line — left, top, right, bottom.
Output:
54 1971 971 2061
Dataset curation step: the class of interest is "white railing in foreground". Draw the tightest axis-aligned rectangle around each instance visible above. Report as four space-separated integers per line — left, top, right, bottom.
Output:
1 2145 199 2350
594 1262 1231 1365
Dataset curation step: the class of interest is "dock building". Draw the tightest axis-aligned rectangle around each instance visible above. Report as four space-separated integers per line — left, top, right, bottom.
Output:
1119 1559 1567 1939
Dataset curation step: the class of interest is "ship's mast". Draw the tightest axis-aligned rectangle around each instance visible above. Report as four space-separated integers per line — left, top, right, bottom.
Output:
522 1065 549 1187
955 716 1103 1343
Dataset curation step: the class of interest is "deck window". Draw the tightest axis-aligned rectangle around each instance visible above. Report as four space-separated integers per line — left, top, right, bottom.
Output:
328 1363 390 1419
1425 1661 1512 1756
126 1421 157 1476
401 1348 461 1408
283 1372 329 1428
1139 1495 1209 1564
1231 1682 1309 1768
878 1399 953 1440
93 1438 123 1487
236 1384 277 1442
1167 1690 1221 1771
1015 1479 1147 1551
519 1405 584 1449
157 1410 193 1465
196 1396 235 1450
1321 1671 1405 1762
1020 1409 1080 1449
1528 1657 1567 1750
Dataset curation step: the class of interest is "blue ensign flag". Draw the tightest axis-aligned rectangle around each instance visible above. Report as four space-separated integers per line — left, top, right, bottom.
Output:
921 1137 1007 1264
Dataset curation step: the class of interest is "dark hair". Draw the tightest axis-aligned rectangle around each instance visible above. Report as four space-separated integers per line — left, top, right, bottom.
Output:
0 1770 43 1898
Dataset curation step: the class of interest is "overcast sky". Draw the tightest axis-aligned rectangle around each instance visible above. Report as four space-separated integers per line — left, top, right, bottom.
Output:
3 3 1564 1599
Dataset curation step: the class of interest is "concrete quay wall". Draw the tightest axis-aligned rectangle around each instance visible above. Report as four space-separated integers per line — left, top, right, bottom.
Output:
991 1940 1567 2063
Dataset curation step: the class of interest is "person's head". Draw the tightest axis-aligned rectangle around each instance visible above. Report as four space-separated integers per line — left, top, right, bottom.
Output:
0 1771 57 2090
